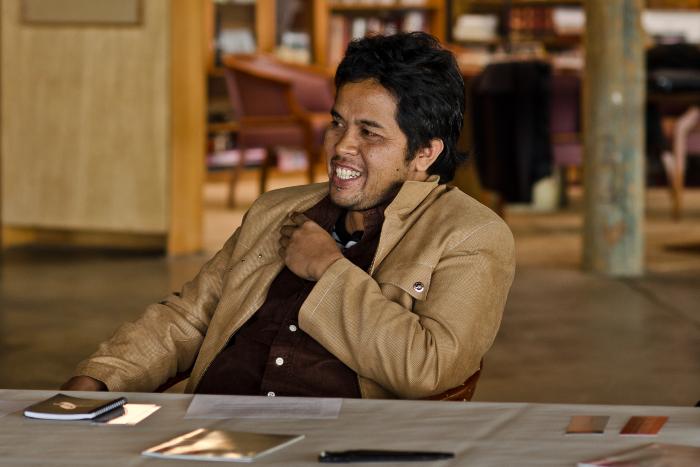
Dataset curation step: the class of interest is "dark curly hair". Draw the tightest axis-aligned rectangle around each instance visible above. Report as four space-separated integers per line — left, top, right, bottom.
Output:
334 32 466 183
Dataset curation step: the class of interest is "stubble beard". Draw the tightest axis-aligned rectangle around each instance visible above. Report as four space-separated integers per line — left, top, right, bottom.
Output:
329 180 404 212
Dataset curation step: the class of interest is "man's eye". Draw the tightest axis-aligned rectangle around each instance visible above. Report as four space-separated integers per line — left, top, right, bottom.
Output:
361 128 379 138
330 120 342 128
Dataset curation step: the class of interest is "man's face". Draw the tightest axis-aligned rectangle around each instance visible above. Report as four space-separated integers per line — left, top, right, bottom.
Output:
324 79 425 211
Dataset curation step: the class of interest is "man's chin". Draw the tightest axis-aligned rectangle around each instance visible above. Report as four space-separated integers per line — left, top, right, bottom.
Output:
328 190 359 210
328 181 404 211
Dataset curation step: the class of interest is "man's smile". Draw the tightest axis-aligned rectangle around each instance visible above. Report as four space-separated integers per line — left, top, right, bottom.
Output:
330 161 364 190
335 166 361 180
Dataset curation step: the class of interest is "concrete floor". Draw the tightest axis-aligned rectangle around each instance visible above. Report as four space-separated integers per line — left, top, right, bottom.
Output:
1 172 699 407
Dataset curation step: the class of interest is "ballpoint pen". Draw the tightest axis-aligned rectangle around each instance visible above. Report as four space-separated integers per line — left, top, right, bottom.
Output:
318 449 454 463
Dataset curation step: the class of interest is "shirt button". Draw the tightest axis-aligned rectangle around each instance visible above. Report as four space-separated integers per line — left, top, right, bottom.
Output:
288 324 298 332
267 391 275 397
275 357 284 366
413 282 425 293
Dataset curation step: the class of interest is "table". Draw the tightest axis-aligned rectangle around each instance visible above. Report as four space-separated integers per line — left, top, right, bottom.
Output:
0 389 698 466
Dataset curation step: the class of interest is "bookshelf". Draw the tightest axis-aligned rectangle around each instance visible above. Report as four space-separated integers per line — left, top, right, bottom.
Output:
646 0 700 7
205 0 450 70
204 0 275 74
449 0 583 52
449 0 700 52
313 0 447 68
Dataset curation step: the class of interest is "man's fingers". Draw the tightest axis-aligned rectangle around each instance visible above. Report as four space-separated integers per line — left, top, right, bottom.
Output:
290 212 311 226
280 225 295 237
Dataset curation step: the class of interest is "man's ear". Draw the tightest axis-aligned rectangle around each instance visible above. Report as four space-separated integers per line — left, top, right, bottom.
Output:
411 138 444 174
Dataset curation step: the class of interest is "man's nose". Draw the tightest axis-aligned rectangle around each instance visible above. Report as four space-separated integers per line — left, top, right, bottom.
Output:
334 127 359 156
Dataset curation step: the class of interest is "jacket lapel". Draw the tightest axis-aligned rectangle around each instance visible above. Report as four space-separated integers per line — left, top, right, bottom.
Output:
369 177 443 275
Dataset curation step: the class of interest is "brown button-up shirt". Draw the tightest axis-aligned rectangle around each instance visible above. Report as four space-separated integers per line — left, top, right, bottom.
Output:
195 195 385 397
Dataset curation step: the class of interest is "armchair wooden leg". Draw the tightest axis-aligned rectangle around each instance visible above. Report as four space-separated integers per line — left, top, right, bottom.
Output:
259 147 273 197
307 149 319 185
302 121 317 185
661 151 681 221
228 147 247 208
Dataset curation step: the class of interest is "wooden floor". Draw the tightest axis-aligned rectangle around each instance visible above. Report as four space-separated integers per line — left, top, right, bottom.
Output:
1 168 699 406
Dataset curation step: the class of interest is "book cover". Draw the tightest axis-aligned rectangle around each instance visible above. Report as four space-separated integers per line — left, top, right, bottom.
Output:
578 443 700 467
142 428 304 463
23 393 128 421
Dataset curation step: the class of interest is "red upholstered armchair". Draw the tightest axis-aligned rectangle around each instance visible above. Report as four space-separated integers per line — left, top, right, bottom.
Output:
222 55 333 206
550 72 582 206
662 105 700 219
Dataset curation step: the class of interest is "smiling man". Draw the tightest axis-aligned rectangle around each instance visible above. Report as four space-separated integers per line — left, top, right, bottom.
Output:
63 33 515 399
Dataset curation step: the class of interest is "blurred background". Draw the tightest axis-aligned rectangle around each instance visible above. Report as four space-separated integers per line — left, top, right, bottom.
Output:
1 0 698 406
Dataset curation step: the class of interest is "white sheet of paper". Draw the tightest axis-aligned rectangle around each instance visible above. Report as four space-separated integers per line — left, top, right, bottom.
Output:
0 400 34 418
99 403 161 425
185 395 342 420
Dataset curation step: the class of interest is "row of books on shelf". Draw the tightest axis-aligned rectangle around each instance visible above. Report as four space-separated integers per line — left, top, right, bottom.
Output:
327 11 428 65
510 7 558 37
452 7 584 44
331 0 431 6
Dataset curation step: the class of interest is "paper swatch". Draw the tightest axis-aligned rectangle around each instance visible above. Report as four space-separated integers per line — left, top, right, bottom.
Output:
185 395 341 420
566 415 609 434
620 416 668 436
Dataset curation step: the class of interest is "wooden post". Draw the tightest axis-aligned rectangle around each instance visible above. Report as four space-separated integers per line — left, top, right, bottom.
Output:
169 0 206 255
582 0 645 276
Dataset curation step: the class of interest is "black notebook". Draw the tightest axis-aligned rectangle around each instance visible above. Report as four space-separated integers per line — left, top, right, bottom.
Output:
23 393 128 420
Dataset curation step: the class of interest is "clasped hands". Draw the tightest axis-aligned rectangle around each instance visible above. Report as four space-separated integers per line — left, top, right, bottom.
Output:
279 212 344 281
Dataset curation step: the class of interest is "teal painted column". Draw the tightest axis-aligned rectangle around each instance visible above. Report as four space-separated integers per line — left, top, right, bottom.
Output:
583 0 645 276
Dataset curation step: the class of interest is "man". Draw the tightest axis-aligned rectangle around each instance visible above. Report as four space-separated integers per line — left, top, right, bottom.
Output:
63 32 515 399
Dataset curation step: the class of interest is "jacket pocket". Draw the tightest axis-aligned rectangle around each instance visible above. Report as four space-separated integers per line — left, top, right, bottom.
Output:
375 262 433 302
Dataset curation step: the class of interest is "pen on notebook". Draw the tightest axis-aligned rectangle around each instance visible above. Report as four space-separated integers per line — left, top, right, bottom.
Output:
318 449 454 463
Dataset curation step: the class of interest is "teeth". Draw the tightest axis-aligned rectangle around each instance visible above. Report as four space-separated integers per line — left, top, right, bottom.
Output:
335 167 361 180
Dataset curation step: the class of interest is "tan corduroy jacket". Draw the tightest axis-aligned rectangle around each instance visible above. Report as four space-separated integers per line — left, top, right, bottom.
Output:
76 177 515 399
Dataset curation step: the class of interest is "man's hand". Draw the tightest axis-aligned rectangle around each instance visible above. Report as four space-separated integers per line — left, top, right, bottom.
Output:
60 375 108 392
279 212 344 281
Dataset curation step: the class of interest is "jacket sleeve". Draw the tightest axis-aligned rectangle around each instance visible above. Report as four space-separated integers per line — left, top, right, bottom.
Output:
298 220 515 399
73 229 240 392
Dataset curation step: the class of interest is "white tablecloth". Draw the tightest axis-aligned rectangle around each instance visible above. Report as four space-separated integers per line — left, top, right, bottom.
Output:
0 389 698 466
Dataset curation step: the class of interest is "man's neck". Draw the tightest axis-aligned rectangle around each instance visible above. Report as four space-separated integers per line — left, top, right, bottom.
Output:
344 210 365 234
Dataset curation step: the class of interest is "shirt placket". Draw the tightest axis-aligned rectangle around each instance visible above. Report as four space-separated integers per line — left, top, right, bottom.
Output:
259 286 308 397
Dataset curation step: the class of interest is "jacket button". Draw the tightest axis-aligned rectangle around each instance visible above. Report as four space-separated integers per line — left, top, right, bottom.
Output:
413 282 425 293
275 357 284 366
267 391 275 397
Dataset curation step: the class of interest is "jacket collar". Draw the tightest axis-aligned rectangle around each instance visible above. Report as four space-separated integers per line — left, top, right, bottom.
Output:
304 176 442 220
385 175 442 219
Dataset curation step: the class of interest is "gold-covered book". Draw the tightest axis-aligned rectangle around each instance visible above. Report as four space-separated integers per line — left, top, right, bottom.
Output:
142 428 304 463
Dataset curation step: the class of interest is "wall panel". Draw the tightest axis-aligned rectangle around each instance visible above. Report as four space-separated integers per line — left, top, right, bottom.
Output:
1 0 169 233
